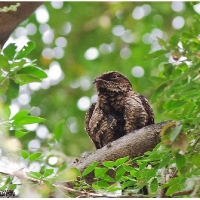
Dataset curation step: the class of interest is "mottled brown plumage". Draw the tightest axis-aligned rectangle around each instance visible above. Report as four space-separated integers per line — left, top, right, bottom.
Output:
85 71 154 149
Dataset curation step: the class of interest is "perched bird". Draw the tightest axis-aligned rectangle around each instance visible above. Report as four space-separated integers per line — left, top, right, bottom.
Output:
85 71 154 149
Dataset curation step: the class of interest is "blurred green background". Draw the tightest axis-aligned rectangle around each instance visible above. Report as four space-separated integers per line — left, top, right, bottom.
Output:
4 2 199 157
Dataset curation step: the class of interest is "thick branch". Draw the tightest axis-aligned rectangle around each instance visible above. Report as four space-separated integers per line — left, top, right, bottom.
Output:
0 2 43 47
68 121 170 184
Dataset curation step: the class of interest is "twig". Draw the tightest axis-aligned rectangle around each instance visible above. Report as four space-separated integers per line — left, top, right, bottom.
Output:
157 168 166 198
171 189 194 197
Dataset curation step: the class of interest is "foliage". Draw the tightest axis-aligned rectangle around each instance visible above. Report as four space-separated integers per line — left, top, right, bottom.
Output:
0 3 20 12
0 1 200 198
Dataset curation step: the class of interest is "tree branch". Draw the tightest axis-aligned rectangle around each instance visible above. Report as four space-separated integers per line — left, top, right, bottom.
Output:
0 2 43 47
68 121 170 184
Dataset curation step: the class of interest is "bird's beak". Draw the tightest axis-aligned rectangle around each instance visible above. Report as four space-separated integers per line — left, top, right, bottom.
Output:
92 78 110 84
92 78 96 84
92 78 100 84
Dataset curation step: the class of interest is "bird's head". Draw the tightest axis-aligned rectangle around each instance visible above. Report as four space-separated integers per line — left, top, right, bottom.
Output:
93 71 132 93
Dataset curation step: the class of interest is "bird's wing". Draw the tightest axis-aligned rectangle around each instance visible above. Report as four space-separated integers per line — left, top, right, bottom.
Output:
85 102 96 134
138 94 154 125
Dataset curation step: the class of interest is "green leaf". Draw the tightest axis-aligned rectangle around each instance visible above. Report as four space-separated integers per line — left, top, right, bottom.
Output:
0 104 10 120
163 100 185 111
116 165 125 181
14 74 41 85
192 154 200 167
57 163 67 173
82 161 98 176
175 153 186 171
44 169 54 178
54 120 65 140
163 63 173 78
92 180 109 189
170 125 182 141
0 185 6 190
102 161 115 168
151 82 168 103
177 63 188 72
6 79 19 99
0 77 10 92
150 178 158 193
94 167 108 178
159 154 171 168
9 184 17 190
149 76 167 83
166 184 181 196
17 67 47 78
20 150 30 159
107 183 122 192
29 152 42 161
15 130 28 138
5 176 12 184
0 55 10 71
3 43 17 60
12 116 45 125
169 34 180 46
27 171 42 180
145 49 168 60
123 165 134 172
15 41 35 59
115 156 129 166
11 110 30 120
157 37 167 47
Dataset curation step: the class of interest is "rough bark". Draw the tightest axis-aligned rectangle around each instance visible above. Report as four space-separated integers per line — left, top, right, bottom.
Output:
68 121 170 184
0 2 43 48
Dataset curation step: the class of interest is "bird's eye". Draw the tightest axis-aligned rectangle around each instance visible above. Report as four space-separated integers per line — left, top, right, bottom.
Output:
111 75 118 79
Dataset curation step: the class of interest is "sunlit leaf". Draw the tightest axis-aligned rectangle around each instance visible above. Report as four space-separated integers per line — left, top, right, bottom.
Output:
14 74 41 85
29 152 42 161
15 130 28 138
145 49 168 60
0 104 11 120
94 167 108 178
192 154 200 167
12 116 45 125
44 169 54 178
116 165 125 181
17 67 47 78
157 37 167 47
8 184 17 190
15 41 35 59
82 161 98 176
92 180 109 189
11 110 29 120
58 168 80 181
0 55 10 71
115 156 129 166
0 77 10 94
20 150 30 159
27 171 42 180
57 163 67 173
102 161 115 168
3 43 17 60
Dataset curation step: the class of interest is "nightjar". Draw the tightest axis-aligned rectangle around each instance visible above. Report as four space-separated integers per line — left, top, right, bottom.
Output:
85 71 154 149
